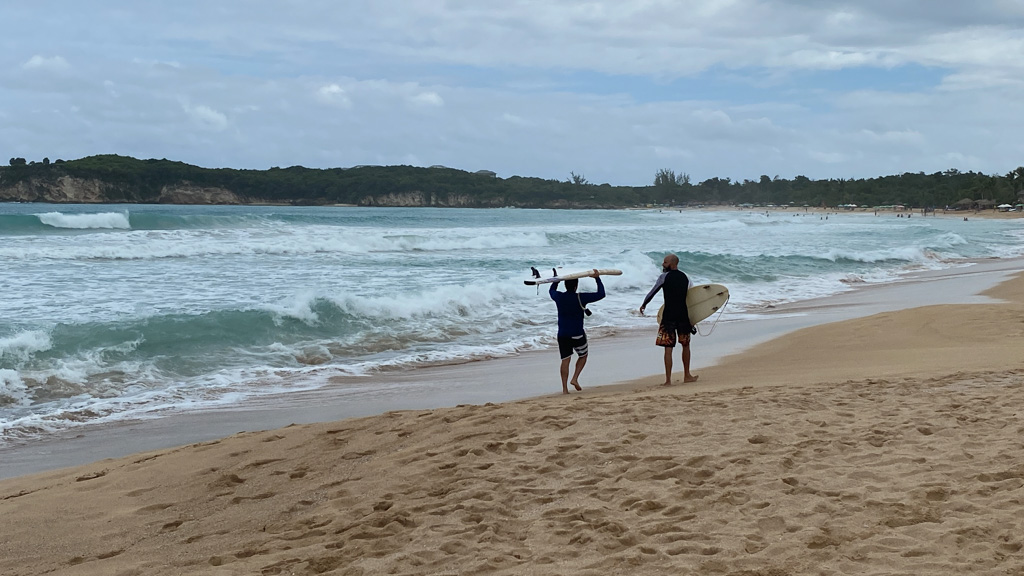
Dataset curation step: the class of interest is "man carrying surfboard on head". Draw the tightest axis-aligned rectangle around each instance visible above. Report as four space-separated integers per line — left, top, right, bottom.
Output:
550 269 605 395
639 253 698 386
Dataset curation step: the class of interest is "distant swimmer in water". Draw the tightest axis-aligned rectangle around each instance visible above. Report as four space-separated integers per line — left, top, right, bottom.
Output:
549 269 605 394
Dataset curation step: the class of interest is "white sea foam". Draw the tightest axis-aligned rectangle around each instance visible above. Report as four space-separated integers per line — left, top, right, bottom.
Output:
379 231 550 252
0 331 52 364
36 211 131 229
0 370 27 403
5 205 1024 443
262 291 325 325
822 245 933 264
325 279 523 321
0 226 552 261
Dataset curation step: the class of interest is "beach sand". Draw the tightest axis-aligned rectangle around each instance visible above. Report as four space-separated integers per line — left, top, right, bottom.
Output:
713 204 1024 220
2 272 1023 575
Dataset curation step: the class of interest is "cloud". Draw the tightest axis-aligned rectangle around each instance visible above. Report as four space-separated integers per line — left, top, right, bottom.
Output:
807 150 849 164
316 83 353 108
132 57 182 69
2 1 1024 183
181 102 228 131
652 145 695 161
501 112 531 126
22 55 70 72
409 91 443 108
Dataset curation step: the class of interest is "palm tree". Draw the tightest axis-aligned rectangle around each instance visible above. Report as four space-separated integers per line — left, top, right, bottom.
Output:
1008 167 1023 189
1008 166 1024 200
1007 167 1024 198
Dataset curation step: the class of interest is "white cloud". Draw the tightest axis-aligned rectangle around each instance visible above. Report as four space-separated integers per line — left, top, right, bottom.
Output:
808 150 849 164
409 91 444 108
501 113 531 126
3 1 1024 183
858 129 925 146
22 55 70 72
942 151 979 166
181 102 228 131
316 83 353 108
132 58 182 69
651 145 694 160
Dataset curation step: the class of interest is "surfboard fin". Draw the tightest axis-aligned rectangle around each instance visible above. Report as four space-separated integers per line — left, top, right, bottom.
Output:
530 266 541 279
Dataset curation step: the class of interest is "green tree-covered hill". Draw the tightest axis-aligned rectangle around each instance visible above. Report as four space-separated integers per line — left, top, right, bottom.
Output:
2 155 1023 209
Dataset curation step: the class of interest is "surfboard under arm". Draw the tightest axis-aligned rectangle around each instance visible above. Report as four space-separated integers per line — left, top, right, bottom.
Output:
524 268 623 286
657 283 730 325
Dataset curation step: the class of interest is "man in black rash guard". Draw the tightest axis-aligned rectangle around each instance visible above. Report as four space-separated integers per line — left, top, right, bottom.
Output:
550 269 605 394
639 253 698 386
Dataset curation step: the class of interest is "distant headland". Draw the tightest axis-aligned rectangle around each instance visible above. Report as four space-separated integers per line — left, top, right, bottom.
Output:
2 155 1022 209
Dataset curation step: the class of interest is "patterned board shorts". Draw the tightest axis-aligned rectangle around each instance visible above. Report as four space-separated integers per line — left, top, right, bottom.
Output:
656 323 692 348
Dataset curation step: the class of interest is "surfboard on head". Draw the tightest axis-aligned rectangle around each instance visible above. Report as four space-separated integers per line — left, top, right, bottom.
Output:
657 283 730 325
524 268 622 286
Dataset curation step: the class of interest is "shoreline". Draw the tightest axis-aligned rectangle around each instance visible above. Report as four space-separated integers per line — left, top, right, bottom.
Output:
701 204 1024 220
5 200 1023 218
2 256 1021 481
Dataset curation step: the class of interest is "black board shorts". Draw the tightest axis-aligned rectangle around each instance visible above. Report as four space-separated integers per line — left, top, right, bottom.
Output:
557 334 588 359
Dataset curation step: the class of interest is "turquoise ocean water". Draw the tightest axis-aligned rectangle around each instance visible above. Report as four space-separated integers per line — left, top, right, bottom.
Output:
2 204 1023 443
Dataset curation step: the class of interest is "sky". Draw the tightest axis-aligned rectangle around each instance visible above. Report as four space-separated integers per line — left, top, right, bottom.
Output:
3 1 1024 186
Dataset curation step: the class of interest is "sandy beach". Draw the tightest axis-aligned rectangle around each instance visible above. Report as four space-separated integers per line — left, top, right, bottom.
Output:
724 205 1024 220
2 266 1024 575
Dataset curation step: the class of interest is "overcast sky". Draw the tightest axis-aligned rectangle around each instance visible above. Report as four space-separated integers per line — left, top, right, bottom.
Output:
3 1 1023 185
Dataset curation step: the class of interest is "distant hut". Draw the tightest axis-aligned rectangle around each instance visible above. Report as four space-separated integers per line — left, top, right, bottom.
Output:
954 198 975 210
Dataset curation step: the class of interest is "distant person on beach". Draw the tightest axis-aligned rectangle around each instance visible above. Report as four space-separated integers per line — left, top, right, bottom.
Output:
550 269 605 394
639 254 698 386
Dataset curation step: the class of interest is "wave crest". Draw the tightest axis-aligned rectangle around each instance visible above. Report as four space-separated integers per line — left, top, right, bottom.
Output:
36 211 131 229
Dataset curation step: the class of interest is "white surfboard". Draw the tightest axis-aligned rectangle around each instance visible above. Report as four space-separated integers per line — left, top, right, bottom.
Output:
524 268 622 286
657 283 730 325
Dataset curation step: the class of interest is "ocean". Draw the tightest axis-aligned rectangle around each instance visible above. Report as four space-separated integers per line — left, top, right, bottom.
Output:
2 203 1023 444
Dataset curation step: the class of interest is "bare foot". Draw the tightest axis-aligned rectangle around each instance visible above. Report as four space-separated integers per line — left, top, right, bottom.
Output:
660 380 672 386
571 381 582 391
684 375 699 383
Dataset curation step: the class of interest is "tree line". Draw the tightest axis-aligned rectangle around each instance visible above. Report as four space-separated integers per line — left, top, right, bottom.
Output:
2 155 1023 209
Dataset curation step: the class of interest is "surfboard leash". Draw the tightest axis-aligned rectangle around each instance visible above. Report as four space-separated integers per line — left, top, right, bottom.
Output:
696 293 730 337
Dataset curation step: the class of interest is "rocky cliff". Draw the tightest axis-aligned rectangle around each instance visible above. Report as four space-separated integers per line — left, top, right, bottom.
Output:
0 177 512 207
0 177 245 204
154 184 243 204
0 176 604 208
1 176 113 203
